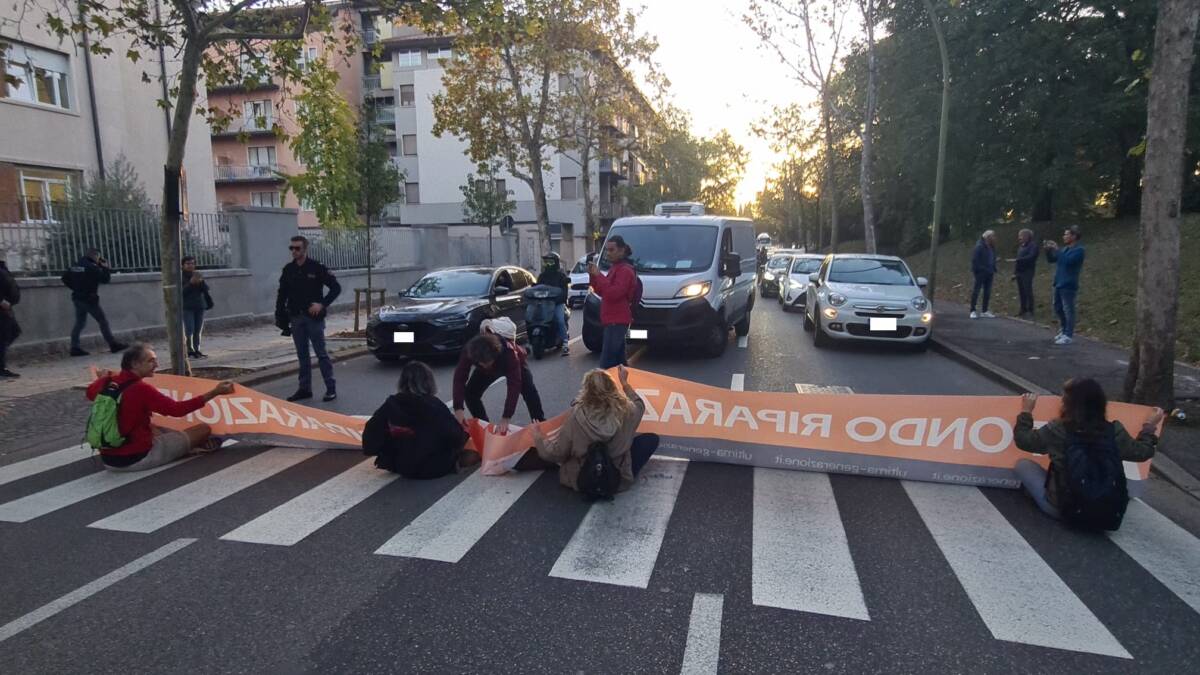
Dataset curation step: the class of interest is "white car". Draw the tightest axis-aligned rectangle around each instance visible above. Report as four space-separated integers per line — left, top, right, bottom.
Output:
778 254 824 312
568 255 590 308
804 254 933 350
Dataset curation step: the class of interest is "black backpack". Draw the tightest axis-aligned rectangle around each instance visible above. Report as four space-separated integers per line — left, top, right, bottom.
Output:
576 441 620 502
1058 425 1128 531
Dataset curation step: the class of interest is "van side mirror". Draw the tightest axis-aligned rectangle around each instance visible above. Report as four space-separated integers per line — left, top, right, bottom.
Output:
916 277 928 288
808 272 820 285
720 253 741 278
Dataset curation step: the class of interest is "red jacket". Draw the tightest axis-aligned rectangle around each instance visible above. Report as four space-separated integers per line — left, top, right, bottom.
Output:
86 371 207 456
452 337 528 419
589 261 637 326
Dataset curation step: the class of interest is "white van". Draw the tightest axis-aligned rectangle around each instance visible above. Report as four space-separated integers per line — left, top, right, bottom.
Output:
581 202 758 357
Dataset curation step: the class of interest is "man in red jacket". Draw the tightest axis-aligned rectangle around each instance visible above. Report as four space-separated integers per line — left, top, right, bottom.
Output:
588 235 638 368
86 343 234 471
452 333 545 435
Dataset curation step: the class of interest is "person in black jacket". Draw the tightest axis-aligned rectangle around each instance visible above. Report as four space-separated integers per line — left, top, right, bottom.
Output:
536 252 571 355
275 235 341 402
0 253 21 378
362 361 477 478
181 256 213 359
63 248 127 356
969 230 997 319
1010 228 1039 318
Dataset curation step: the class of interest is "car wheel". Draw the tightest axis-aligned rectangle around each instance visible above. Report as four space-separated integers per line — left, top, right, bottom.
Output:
703 321 729 358
582 324 603 353
803 305 815 331
532 335 544 360
734 308 751 337
812 307 831 349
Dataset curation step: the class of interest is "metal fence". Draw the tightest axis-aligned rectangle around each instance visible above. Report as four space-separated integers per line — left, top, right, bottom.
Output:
303 226 422 271
0 202 232 276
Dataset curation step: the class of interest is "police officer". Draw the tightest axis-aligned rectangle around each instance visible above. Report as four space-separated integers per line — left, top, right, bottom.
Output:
63 248 127 356
275 235 341 402
536 252 571 356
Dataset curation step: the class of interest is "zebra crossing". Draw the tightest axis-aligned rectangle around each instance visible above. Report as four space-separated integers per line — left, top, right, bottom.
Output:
2 429 1200 660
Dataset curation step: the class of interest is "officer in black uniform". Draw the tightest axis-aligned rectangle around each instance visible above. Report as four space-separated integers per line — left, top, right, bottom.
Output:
62 248 127 356
275 235 341 402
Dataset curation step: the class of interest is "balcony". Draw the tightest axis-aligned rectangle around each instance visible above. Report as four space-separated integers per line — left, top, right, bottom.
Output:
369 104 396 125
211 116 277 138
363 29 378 46
363 74 382 91
213 164 286 183
599 201 628 219
599 157 627 179
381 202 404 220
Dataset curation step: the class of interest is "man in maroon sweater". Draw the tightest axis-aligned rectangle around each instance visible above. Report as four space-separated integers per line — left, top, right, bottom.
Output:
452 333 545 435
86 343 234 471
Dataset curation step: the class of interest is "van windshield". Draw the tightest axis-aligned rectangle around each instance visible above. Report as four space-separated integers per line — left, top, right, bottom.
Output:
600 224 718 274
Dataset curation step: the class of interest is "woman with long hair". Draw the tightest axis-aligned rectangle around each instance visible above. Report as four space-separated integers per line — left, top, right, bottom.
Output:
530 366 659 494
363 361 476 478
1013 377 1162 522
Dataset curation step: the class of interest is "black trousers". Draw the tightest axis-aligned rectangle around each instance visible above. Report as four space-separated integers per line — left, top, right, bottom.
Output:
1015 272 1035 314
464 366 546 421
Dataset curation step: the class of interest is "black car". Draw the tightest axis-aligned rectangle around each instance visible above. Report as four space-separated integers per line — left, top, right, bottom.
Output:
367 266 535 361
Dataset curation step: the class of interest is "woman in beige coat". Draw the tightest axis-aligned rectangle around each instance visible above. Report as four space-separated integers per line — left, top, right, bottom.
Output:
530 366 659 492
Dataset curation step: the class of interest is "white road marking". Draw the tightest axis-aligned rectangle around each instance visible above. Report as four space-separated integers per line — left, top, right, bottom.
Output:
680 593 724 675
550 457 688 588
752 468 870 620
730 374 745 391
89 448 321 533
794 383 854 395
0 538 196 644
0 458 193 523
221 458 399 546
736 335 748 349
903 481 1130 658
0 445 90 487
375 469 542 562
1108 499 1200 615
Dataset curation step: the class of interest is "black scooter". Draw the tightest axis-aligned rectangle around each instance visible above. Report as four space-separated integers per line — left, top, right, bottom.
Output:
524 285 568 359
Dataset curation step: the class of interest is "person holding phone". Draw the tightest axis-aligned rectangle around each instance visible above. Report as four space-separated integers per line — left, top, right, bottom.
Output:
1044 226 1085 345
63 247 127 356
588 235 638 368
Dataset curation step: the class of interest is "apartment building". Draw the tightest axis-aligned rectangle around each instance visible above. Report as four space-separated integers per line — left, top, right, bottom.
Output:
0 1 217 221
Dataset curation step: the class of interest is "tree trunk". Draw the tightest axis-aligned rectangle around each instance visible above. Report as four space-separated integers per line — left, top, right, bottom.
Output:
1124 0 1199 409
923 0 951 302
580 145 596 253
860 2 879 255
823 101 839 253
161 40 202 374
1031 186 1054 222
528 144 552 256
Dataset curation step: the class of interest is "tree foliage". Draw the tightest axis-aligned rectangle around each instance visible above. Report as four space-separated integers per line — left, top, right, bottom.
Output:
285 60 360 228
461 162 517 227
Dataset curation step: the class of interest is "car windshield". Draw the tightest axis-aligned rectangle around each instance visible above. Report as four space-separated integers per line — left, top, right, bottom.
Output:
789 258 823 276
599 224 718 274
571 259 588 274
767 256 790 271
405 270 493 298
828 259 915 286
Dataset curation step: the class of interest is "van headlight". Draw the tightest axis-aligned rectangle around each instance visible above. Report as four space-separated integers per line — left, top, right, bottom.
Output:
676 281 711 298
827 292 847 307
911 296 929 311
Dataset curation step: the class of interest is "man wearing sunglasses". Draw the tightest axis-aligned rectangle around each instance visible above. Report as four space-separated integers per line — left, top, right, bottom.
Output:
275 235 341 402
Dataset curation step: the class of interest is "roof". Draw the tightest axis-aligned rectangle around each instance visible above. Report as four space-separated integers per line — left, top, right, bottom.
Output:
828 253 905 261
611 215 752 227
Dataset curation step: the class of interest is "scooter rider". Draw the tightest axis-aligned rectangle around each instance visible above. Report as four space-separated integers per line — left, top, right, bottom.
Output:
536 252 571 356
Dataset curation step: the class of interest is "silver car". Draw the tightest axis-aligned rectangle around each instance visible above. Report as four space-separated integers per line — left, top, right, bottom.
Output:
804 254 933 349
778 254 824 312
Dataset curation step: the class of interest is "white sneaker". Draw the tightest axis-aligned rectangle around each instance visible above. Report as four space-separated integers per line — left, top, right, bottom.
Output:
981 312 996 318
1053 332 1064 341
969 311 979 319
1054 335 1072 345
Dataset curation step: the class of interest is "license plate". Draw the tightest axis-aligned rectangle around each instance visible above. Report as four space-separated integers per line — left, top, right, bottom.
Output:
870 318 897 332
393 331 415 343
629 329 648 340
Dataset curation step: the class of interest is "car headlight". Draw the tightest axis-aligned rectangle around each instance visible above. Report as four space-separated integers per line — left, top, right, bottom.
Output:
763 272 775 281
911 296 929 311
430 314 469 327
827 292 847 307
676 281 711 298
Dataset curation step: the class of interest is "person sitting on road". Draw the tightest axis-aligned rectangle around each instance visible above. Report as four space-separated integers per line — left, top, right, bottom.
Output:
453 333 545 435
362 361 477 478
536 252 571 356
1013 378 1162 525
529 366 659 495
85 343 234 472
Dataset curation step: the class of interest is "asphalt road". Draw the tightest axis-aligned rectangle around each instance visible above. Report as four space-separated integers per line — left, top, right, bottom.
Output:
2 301 1199 674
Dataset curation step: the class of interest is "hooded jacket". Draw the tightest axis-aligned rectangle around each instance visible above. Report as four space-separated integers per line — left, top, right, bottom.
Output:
362 393 467 479
534 384 646 492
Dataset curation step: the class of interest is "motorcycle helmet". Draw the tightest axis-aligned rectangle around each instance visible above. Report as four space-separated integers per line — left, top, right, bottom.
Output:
541 251 561 270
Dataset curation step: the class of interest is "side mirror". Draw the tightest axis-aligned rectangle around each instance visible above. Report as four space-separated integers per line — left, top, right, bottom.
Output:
808 272 820 285
916 277 928 288
720 253 742 278
493 285 511 297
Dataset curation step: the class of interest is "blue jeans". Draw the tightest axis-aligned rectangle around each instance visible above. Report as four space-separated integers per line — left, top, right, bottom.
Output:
291 314 335 393
970 273 993 313
1015 459 1060 519
599 324 628 369
71 298 118 349
553 303 569 344
183 309 205 352
1053 287 1077 337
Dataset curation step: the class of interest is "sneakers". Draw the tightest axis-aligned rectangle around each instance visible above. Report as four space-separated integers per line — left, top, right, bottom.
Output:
189 351 208 360
981 312 996 318
561 344 570 356
70 347 90 357
0 368 19 379
322 391 338 402
1054 335 1073 345
1053 332 1064 341
109 342 129 353
969 311 979 319
286 390 313 402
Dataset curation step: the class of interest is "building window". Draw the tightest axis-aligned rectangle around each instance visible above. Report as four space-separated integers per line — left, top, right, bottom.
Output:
399 84 414 107
494 179 506 194
251 191 281 208
427 47 452 61
2 42 72 110
404 182 420 204
244 99 273 129
396 50 422 68
247 146 277 170
299 195 315 211
401 134 417 156
561 177 578 200
18 167 75 222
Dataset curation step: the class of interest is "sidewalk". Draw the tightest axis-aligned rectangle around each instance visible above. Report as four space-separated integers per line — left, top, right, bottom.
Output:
931 300 1200 491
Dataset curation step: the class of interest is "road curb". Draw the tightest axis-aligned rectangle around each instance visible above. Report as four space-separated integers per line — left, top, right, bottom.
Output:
931 335 1200 501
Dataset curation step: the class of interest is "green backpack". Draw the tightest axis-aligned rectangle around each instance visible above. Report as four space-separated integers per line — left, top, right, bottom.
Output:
86 379 136 450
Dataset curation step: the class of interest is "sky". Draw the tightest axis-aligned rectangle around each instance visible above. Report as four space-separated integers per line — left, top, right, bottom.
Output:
624 0 818 207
